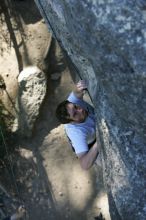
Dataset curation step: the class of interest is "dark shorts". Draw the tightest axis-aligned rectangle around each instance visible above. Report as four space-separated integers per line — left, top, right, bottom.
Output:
3 217 11 220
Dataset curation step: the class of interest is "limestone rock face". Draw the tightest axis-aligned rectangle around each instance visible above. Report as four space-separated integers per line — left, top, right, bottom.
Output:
35 1 146 219
17 66 47 137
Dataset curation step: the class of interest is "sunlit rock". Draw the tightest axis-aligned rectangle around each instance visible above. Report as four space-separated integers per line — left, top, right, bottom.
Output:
17 66 47 137
35 0 146 219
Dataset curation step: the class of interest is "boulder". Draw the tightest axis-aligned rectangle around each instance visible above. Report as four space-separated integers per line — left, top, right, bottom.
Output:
17 66 47 137
35 1 146 219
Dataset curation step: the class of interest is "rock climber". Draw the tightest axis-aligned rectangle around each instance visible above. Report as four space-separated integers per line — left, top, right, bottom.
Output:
56 80 100 170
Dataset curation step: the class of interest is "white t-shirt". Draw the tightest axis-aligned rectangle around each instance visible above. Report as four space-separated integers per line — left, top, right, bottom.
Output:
65 92 96 155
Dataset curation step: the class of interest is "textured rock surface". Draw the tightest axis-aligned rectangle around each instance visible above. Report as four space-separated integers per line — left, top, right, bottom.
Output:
0 0 51 133
17 66 47 137
35 1 146 219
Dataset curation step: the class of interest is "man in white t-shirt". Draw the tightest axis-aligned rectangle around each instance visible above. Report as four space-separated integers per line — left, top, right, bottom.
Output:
56 80 100 170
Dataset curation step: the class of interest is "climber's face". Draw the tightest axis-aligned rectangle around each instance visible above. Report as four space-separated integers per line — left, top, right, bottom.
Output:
66 103 88 123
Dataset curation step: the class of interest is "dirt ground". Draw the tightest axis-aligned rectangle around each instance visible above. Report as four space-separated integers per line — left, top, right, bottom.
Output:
0 1 110 219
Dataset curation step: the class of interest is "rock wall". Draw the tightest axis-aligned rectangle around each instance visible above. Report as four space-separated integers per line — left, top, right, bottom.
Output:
17 66 47 137
0 0 51 137
34 1 146 219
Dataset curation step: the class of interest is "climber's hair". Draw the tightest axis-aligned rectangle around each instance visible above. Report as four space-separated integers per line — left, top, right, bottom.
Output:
56 100 72 124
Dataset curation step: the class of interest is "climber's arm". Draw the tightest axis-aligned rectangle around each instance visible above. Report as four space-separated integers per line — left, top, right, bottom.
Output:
73 80 87 99
78 141 99 170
